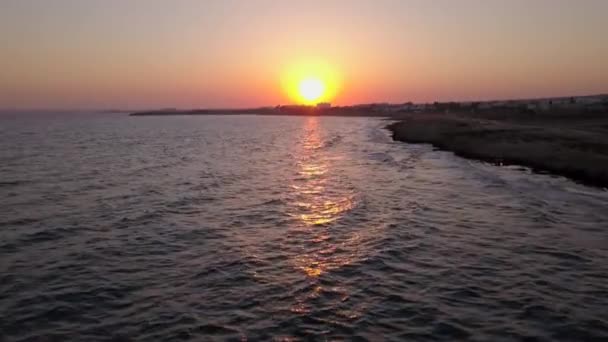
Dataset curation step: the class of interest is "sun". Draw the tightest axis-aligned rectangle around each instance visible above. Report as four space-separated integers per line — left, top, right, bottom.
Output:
281 60 341 105
298 78 325 103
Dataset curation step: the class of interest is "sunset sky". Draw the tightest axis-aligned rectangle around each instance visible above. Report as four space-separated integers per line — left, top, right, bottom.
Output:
1 0 607 109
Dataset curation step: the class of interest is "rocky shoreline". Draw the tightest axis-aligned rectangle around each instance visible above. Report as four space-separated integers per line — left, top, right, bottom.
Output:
386 112 608 188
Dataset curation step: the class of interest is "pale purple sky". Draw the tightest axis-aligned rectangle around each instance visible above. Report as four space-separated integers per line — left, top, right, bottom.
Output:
1 0 607 109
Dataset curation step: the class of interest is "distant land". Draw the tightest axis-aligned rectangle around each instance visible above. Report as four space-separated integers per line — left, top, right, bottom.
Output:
129 106 382 117
129 94 608 117
131 94 608 188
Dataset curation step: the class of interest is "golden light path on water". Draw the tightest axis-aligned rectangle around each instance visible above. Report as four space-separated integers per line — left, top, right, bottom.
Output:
290 117 358 279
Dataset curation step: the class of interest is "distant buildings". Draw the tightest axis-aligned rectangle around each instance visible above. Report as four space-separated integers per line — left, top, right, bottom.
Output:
273 94 607 116
429 94 608 114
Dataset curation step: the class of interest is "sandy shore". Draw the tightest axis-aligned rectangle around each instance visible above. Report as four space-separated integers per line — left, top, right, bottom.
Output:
387 112 608 188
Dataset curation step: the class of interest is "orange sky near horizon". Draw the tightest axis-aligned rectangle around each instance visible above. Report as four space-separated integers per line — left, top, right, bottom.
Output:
1 0 607 110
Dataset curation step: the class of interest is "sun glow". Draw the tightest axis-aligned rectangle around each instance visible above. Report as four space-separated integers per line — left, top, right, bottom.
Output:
282 60 341 105
298 79 325 103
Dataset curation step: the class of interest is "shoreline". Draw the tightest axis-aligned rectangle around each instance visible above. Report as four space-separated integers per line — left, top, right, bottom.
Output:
130 108 608 188
386 113 608 188
129 107 388 117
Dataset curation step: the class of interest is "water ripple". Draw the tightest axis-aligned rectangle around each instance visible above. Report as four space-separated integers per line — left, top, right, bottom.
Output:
1 114 607 341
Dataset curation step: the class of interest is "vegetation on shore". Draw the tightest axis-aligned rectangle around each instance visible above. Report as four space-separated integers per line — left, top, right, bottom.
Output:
387 112 608 188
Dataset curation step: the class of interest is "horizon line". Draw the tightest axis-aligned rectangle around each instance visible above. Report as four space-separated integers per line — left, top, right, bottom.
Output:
2 92 607 113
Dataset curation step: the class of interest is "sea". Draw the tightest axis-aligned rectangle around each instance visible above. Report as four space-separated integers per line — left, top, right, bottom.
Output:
1 113 607 341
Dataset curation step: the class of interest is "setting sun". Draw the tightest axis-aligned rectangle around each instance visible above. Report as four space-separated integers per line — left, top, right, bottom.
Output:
281 60 342 105
298 79 325 103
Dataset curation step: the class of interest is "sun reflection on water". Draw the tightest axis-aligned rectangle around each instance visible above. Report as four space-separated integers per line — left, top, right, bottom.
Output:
289 117 358 278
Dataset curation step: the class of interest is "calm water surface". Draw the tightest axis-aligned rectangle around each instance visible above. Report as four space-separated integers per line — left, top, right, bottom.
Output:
1 114 607 341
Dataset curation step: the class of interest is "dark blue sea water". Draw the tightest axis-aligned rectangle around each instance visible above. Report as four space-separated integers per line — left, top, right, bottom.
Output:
1 113 607 341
